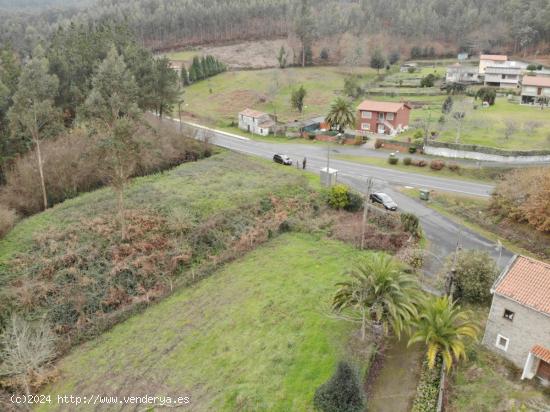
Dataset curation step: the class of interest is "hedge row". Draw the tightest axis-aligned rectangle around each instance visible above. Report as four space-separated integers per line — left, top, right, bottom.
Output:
411 358 443 412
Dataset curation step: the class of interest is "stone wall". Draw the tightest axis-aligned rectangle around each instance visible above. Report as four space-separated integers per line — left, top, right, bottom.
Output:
482 294 550 369
424 141 550 163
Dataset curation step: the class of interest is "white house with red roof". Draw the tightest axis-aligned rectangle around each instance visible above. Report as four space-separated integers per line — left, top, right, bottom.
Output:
238 108 275 136
482 255 550 384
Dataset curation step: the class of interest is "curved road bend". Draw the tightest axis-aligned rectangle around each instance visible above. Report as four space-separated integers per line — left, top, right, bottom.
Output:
166 118 514 275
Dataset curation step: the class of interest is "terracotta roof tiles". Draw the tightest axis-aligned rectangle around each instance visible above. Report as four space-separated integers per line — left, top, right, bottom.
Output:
357 100 411 113
532 345 550 363
494 256 550 315
522 75 550 88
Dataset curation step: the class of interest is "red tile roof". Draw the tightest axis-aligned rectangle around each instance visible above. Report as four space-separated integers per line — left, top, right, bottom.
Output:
494 256 550 315
240 108 268 118
522 75 550 88
532 345 550 363
357 100 411 113
480 54 508 61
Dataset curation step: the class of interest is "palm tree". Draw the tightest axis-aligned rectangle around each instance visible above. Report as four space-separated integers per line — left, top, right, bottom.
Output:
325 97 355 134
408 296 479 372
332 252 421 342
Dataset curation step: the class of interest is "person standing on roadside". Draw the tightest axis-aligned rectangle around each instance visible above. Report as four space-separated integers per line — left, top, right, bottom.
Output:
302 157 307 170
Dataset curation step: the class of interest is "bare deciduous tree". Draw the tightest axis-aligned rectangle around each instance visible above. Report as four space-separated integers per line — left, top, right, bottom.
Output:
0 314 56 396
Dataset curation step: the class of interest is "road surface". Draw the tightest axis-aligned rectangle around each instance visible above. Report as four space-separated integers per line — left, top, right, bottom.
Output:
167 118 514 276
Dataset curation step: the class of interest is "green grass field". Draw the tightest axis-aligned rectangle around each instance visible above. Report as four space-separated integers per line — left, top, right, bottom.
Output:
178 66 378 124
0 151 309 268
38 234 370 411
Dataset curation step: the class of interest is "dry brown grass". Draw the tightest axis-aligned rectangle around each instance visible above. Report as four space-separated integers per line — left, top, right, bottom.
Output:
0 205 18 238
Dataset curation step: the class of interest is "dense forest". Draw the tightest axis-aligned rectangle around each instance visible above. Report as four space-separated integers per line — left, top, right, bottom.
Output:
1 0 550 55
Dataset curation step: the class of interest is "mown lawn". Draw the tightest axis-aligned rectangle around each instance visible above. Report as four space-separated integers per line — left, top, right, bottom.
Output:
178 66 378 124
400 97 550 150
38 233 370 411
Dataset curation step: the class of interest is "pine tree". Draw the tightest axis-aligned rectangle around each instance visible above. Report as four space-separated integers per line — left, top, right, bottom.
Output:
82 45 140 239
181 64 189 86
152 56 180 119
8 45 60 210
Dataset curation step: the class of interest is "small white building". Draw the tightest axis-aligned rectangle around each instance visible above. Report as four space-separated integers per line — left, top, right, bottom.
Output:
238 108 275 136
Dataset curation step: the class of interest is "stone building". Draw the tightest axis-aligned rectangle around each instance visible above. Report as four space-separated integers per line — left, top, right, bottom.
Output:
482 255 550 385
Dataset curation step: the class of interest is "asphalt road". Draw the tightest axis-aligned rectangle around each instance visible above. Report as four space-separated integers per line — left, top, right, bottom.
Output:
167 118 514 276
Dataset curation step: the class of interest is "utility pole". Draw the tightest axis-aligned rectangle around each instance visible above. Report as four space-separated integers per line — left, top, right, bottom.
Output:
445 229 462 298
360 177 374 250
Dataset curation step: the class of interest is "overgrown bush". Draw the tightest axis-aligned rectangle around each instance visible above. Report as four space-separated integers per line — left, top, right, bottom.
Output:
313 361 365 412
327 184 349 210
430 160 445 170
450 250 497 305
0 119 210 216
412 159 427 167
490 167 550 233
374 139 383 149
0 205 18 238
354 135 363 145
409 146 417 153
448 162 460 172
345 190 364 212
403 157 412 166
388 155 399 165
401 212 421 238
412 357 442 412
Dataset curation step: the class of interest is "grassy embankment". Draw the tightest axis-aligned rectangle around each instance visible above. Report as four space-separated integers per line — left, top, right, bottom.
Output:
38 233 372 411
399 187 550 261
0 151 320 349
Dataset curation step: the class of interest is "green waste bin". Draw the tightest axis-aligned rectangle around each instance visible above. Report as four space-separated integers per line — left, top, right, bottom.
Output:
419 189 430 201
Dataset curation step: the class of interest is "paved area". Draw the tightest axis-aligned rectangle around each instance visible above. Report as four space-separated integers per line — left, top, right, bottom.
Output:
165 118 515 276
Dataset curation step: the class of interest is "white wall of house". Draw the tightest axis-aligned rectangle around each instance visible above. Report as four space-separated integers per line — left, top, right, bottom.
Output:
238 113 272 135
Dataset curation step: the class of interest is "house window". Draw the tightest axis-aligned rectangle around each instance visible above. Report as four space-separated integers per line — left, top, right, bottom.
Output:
495 334 509 351
503 309 514 321
387 113 395 121
362 111 372 119
361 123 370 131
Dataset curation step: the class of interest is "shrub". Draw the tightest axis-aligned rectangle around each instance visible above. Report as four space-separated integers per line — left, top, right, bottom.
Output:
0 206 18 238
448 162 460 172
403 157 412 166
408 146 417 154
345 190 364 212
388 156 399 165
308 133 316 140
413 130 423 140
0 119 210 216
450 250 497 305
327 184 349 210
412 358 442 412
429 160 445 170
313 361 365 412
490 167 550 233
412 159 427 167
374 139 383 149
400 212 421 238
354 135 363 145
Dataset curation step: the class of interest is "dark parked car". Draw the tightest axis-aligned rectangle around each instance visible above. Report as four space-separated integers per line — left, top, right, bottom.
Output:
369 192 398 211
273 154 292 165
